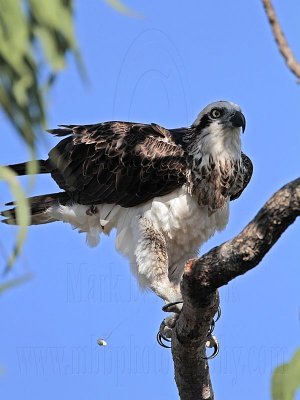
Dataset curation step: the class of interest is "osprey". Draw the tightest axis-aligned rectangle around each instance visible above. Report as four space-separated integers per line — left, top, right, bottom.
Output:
2 100 252 310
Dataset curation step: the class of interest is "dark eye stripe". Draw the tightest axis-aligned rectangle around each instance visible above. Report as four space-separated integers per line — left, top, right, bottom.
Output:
196 114 211 130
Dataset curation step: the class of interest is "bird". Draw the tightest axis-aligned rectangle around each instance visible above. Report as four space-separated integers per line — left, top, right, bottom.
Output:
1 100 252 312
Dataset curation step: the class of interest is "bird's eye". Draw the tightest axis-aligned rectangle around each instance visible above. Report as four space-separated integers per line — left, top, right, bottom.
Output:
210 108 222 119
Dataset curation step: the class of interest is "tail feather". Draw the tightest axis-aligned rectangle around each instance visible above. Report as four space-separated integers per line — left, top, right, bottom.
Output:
46 125 75 137
1 192 70 225
6 159 50 176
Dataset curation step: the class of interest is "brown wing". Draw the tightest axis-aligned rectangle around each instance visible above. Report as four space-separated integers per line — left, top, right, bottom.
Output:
46 122 188 207
230 152 253 201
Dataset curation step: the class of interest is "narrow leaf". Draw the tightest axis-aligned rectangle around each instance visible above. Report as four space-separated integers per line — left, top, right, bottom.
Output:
0 166 30 269
0 273 33 295
272 348 300 400
105 0 142 18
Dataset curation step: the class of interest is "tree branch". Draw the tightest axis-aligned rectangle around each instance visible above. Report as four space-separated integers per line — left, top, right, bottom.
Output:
262 0 300 81
172 177 300 400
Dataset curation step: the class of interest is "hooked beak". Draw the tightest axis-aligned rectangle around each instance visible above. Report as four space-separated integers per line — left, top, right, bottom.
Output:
229 111 246 133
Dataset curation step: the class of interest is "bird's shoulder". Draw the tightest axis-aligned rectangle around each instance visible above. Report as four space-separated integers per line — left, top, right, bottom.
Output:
229 152 253 201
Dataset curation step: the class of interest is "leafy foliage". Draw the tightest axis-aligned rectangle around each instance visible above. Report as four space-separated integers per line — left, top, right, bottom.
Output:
0 272 33 294
272 348 300 400
0 166 30 269
105 0 141 18
0 0 77 147
0 0 78 269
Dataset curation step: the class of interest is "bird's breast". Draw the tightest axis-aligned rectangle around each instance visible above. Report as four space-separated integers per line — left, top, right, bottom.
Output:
47 187 230 271
140 187 230 265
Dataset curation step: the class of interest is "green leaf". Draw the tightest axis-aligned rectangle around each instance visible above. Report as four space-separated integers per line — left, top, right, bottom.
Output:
105 0 142 18
0 273 33 295
29 0 77 71
0 1 80 268
0 0 79 148
0 166 30 269
272 348 300 400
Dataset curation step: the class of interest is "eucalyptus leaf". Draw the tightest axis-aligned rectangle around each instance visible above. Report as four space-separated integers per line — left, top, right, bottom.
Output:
0 0 78 148
272 348 300 400
105 0 141 18
0 166 30 269
0 273 33 295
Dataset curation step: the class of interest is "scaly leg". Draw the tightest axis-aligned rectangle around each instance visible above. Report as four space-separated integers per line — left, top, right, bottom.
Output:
135 216 182 305
134 217 184 346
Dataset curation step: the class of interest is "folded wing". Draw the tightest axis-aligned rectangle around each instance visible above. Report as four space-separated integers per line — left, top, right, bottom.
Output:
47 122 188 207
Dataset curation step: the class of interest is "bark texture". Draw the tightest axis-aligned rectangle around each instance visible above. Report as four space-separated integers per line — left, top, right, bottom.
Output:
172 178 300 400
262 0 300 80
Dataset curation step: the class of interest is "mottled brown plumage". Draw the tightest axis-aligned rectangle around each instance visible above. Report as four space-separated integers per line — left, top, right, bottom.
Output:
46 121 252 208
46 122 188 207
191 154 253 212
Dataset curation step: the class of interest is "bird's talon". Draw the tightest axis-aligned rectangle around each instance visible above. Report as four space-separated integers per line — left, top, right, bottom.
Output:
157 331 172 348
203 335 219 359
214 306 221 322
157 311 180 348
162 301 183 313
207 319 215 336
158 303 221 354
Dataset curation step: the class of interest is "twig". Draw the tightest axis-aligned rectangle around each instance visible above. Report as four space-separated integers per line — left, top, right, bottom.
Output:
262 0 300 80
172 177 300 399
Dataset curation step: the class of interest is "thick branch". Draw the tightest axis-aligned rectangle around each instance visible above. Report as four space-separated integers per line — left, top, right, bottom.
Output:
172 291 218 400
262 0 300 80
172 177 300 400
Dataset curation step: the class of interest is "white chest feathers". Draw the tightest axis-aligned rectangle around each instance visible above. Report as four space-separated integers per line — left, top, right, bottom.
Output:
47 187 230 270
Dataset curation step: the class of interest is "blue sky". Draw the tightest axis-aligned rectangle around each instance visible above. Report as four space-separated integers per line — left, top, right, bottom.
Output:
0 1 299 399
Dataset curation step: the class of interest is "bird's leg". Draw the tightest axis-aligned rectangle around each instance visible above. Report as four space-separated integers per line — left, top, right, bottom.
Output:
135 217 185 346
135 217 183 305
135 216 221 356
120 213 222 356
129 213 182 346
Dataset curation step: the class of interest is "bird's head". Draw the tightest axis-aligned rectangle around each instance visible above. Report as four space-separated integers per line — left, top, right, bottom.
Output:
184 101 246 159
192 100 246 133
